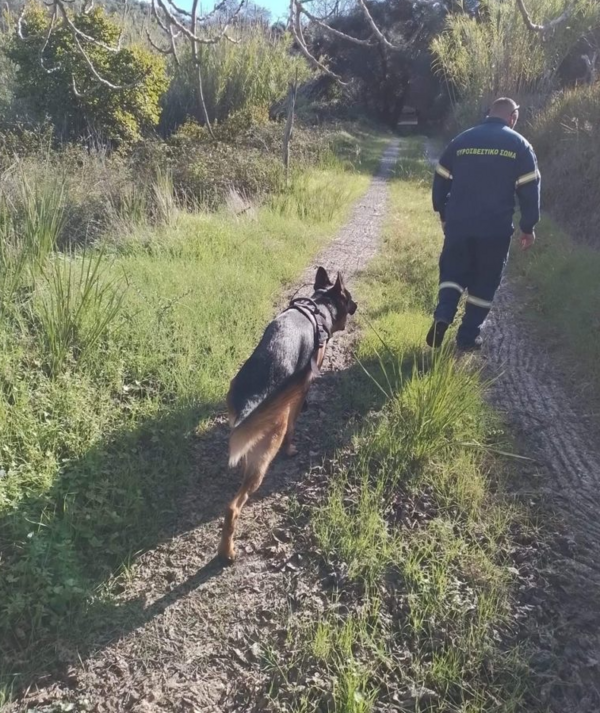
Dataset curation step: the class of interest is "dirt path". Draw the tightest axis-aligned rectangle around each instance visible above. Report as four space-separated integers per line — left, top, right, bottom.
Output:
484 289 600 712
17 140 400 713
426 136 600 709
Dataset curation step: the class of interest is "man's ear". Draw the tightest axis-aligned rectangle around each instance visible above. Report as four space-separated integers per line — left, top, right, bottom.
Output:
314 266 332 291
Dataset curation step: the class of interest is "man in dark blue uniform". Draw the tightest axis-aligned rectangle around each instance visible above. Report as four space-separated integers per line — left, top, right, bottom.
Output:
427 97 541 351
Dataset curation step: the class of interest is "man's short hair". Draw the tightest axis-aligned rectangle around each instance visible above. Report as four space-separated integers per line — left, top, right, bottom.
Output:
490 97 520 115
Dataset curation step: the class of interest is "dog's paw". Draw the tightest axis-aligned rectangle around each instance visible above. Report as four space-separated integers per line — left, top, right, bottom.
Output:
217 541 236 565
217 552 235 567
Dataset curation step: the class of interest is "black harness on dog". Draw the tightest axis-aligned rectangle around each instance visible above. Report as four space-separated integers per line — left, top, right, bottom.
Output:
287 296 332 352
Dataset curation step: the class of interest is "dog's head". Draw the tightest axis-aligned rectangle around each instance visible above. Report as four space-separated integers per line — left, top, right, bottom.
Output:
313 266 357 332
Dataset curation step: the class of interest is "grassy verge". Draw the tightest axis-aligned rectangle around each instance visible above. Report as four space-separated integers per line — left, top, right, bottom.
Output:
265 140 535 712
0 134 375 697
330 122 393 176
511 215 600 396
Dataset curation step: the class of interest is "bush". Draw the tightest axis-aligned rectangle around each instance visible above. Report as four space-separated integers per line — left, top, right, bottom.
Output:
160 29 310 133
146 114 338 209
0 115 343 250
7 5 167 144
432 0 600 130
530 84 600 244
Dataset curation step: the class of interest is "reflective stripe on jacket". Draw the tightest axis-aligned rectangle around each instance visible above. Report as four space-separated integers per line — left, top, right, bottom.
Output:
432 117 541 238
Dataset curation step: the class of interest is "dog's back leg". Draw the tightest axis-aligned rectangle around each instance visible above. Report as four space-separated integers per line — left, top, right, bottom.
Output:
218 415 288 563
283 388 309 457
283 363 320 458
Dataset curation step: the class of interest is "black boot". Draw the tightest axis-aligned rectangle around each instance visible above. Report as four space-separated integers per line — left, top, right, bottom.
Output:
426 321 449 348
456 336 483 352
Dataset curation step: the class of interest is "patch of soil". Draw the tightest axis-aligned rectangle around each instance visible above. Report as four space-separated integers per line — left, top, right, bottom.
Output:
484 286 600 712
12 141 401 713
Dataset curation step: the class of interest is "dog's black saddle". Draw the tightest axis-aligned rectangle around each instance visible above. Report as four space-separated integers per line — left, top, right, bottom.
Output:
287 297 331 351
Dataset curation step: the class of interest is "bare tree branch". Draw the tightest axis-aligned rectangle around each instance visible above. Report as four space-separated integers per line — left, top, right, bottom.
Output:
82 0 95 15
296 0 374 46
155 0 242 45
290 0 345 81
516 0 577 33
289 0 399 85
163 0 229 23
356 0 394 49
145 23 181 65
39 5 62 73
70 27 147 90
53 0 122 52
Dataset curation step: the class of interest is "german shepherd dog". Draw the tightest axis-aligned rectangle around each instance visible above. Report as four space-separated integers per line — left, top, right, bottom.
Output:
218 266 357 563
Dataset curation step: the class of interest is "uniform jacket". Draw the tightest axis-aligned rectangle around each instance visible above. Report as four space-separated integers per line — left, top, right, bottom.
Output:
432 117 541 239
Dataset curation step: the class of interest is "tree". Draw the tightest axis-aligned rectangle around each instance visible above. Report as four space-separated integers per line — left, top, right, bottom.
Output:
8 4 168 143
306 0 446 127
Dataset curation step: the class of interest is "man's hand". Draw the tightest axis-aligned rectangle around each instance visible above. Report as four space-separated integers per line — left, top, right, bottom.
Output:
520 231 535 251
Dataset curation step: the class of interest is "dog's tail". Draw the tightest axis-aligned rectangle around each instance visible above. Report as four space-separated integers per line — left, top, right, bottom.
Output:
228 376 310 469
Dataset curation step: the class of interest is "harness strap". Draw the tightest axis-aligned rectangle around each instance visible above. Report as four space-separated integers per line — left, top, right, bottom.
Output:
287 297 331 350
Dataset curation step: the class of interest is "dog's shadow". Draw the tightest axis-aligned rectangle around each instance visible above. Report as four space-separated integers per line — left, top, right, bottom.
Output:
2 349 416 695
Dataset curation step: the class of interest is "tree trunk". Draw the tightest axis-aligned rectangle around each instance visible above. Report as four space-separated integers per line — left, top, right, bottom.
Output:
283 77 298 186
190 0 214 138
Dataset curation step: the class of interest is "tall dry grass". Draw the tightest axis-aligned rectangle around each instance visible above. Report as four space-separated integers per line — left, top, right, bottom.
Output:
530 84 600 243
432 0 599 131
160 29 310 133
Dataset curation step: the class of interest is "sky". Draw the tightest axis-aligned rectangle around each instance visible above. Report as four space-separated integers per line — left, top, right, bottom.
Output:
255 0 289 21
174 0 291 21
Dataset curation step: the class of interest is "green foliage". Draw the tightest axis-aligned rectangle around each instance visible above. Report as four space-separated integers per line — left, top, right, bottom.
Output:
529 84 600 243
0 9 19 122
308 0 446 127
7 5 167 143
161 29 311 132
0 169 65 309
432 0 600 129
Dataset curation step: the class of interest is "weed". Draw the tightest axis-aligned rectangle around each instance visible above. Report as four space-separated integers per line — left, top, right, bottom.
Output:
0 169 65 309
32 250 125 376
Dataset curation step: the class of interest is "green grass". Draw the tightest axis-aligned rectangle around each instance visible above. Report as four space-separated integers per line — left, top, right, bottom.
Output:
265 139 534 713
330 123 393 176
0 148 372 694
511 215 600 395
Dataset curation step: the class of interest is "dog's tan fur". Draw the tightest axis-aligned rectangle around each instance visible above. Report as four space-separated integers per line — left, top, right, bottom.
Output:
218 354 322 562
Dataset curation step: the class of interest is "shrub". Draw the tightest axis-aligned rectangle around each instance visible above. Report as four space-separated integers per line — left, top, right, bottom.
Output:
7 5 168 144
432 0 600 130
33 251 125 376
530 84 600 244
0 168 65 310
160 29 310 133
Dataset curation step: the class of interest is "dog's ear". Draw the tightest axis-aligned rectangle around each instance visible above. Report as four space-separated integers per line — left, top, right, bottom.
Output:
314 266 332 291
332 272 345 294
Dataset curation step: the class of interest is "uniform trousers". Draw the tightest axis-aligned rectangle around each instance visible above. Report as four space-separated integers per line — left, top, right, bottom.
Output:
434 233 511 347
